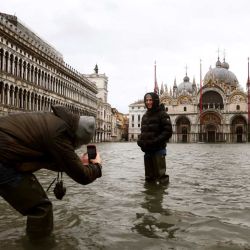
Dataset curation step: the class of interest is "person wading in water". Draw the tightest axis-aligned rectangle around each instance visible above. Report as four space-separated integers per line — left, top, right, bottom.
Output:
137 92 172 184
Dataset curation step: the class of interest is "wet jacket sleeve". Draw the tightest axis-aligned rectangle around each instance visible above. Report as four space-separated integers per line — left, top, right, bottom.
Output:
48 132 102 185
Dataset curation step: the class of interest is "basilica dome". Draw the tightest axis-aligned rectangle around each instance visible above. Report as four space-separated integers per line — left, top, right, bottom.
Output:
203 58 238 87
178 74 193 94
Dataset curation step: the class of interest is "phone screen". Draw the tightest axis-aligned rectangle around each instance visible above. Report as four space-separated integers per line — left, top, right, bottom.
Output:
87 145 97 160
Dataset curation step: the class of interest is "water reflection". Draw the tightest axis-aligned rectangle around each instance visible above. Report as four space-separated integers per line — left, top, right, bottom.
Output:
17 235 57 250
134 182 177 239
13 232 83 250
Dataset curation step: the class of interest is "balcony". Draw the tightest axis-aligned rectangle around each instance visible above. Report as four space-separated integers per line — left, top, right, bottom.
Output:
198 103 224 112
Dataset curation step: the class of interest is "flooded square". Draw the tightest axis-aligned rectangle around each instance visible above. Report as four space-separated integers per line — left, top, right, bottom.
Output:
0 142 250 250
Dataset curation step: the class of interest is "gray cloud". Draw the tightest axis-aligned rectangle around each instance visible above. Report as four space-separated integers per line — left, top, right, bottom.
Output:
2 0 250 113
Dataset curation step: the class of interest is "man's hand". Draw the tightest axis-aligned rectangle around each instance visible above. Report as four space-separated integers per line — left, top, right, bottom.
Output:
81 152 102 165
90 152 101 164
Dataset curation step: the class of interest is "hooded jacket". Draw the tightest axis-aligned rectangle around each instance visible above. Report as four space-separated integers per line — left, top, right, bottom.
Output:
0 105 101 185
137 92 172 153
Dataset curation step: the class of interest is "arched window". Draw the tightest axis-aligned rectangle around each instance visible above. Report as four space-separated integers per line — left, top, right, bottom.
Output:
0 49 4 70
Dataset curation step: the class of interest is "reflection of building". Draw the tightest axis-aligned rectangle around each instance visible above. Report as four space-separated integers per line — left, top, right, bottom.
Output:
129 57 249 143
0 12 98 116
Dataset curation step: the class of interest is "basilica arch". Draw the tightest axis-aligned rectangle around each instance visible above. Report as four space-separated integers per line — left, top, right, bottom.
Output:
199 90 224 111
231 115 247 143
200 112 223 142
175 116 191 142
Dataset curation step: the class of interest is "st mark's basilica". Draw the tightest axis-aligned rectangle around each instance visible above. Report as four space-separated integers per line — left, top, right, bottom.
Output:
129 58 250 143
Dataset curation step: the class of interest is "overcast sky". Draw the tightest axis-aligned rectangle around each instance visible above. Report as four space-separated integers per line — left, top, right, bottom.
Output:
2 0 250 113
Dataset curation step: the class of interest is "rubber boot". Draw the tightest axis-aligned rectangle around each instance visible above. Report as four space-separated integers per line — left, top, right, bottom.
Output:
159 174 169 185
144 155 156 182
152 154 166 178
152 154 169 185
0 173 53 238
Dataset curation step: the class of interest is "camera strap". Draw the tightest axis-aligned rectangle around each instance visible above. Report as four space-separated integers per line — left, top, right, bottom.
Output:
46 171 63 192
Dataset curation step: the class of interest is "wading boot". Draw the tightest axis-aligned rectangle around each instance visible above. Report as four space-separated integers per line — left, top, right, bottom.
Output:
152 154 166 178
0 173 53 238
151 154 169 185
144 155 156 182
159 174 169 185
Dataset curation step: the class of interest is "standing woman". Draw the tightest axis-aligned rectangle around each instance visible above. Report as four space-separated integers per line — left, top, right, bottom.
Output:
137 92 172 184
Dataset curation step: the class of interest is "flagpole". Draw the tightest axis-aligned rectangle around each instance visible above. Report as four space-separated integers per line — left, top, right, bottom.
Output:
199 59 203 142
247 57 250 142
154 61 159 94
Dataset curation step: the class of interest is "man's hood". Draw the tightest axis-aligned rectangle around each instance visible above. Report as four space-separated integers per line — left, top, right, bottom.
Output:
51 105 79 132
51 105 95 147
75 116 95 147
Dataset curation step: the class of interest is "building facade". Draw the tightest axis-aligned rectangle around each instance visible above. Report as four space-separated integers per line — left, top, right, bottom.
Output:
84 66 112 142
111 108 129 141
0 12 98 117
0 12 130 143
85 66 129 142
85 65 128 142
129 57 249 143
128 100 145 141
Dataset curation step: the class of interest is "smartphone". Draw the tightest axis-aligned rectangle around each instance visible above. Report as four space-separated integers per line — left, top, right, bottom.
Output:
87 144 97 161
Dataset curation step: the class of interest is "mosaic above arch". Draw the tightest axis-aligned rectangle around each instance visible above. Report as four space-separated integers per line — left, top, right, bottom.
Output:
201 112 221 125
202 82 225 95
177 95 192 105
229 93 246 104
161 96 172 105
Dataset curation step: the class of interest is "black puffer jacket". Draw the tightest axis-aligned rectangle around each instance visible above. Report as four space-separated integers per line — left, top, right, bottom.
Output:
137 92 172 153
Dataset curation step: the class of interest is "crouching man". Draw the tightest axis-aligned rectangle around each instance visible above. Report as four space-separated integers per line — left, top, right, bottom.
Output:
0 105 102 238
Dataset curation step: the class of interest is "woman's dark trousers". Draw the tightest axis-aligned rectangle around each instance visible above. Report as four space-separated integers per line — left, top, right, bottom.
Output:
144 151 169 184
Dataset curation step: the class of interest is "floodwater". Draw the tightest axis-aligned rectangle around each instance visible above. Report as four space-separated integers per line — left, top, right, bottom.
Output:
0 142 250 250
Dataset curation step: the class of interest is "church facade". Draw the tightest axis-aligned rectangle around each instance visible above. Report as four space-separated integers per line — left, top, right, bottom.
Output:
129 57 249 143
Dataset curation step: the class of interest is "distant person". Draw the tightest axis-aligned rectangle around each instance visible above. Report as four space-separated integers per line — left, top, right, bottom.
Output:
137 92 172 184
0 105 102 238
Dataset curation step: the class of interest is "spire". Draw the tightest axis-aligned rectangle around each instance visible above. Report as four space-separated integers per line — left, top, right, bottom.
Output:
216 48 222 67
154 61 159 94
173 77 177 87
164 83 168 94
160 82 164 95
173 78 177 98
192 76 196 85
183 65 189 82
222 49 229 69
200 59 203 115
170 88 172 96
